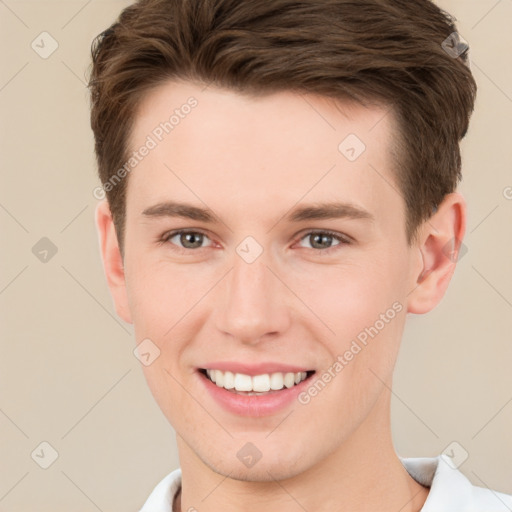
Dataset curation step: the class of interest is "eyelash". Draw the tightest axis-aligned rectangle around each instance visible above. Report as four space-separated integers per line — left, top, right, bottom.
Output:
158 229 352 254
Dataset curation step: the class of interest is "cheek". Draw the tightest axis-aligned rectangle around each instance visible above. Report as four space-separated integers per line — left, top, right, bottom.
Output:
294 257 404 338
294 253 407 395
125 256 206 333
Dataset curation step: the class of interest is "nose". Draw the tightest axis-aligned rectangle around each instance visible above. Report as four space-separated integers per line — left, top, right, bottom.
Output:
214 253 291 345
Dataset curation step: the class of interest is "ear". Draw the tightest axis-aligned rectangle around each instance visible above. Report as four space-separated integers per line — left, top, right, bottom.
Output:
407 192 467 314
95 200 133 324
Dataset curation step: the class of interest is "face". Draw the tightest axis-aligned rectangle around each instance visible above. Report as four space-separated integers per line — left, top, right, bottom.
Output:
106 80 426 481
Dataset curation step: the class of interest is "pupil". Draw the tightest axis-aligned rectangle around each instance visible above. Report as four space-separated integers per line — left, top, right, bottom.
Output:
182 233 203 248
312 233 331 249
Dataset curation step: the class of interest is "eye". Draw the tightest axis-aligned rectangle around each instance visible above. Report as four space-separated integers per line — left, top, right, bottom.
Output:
158 229 351 254
296 230 351 251
160 230 214 251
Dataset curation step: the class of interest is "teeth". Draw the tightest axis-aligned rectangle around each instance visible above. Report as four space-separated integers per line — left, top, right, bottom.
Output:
234 373 252 391
204 369 309 393
223 371 235 389
269 372 284 390
284 372 295 389
252 374 271 392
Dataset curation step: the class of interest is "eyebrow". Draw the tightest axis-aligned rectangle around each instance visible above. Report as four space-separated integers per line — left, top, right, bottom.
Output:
141 201 374 224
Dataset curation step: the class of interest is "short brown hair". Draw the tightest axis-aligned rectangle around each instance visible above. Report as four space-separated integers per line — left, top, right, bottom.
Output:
88 0 476 257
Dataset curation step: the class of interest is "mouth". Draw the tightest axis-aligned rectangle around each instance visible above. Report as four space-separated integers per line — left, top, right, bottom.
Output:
198 368 316 396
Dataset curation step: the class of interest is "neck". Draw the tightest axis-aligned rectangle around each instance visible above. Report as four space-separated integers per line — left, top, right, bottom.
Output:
174 389 429 512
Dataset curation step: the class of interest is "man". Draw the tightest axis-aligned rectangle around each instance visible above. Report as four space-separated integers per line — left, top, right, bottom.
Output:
89 0 512 510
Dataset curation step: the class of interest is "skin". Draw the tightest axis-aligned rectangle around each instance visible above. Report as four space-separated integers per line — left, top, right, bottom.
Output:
96 79 466 512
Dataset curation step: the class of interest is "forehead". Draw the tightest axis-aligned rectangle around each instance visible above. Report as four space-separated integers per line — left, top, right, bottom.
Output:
125 80 402 227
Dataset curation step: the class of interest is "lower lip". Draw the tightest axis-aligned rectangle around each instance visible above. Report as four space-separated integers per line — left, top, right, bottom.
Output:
198 371 314 417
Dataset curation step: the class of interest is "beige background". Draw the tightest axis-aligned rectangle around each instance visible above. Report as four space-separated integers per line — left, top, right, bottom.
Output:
1 0 511 510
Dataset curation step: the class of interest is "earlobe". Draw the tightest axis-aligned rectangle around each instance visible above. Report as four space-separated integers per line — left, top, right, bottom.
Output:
407 192 466 315
95 200 133 324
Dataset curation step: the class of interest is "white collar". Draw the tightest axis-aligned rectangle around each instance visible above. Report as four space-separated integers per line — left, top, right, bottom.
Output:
140 454 512 511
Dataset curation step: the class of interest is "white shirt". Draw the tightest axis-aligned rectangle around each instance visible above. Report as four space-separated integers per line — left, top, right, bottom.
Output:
139 454 512 511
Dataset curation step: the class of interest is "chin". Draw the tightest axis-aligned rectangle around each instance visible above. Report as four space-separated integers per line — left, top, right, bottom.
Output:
209 464 303 483
200 448 310 483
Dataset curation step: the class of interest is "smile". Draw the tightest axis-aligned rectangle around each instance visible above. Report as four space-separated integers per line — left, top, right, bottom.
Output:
200 368 314 394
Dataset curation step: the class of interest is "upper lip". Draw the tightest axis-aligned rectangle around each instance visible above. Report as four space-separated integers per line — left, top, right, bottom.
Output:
198 362 314 376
